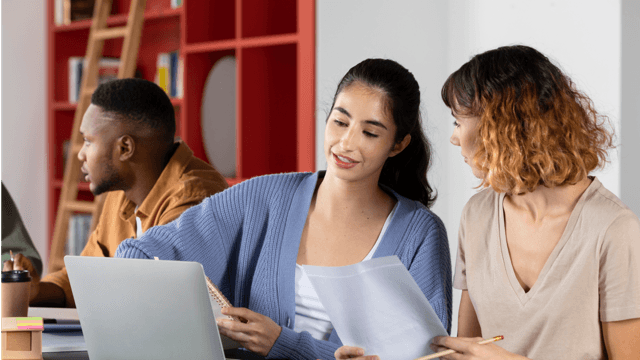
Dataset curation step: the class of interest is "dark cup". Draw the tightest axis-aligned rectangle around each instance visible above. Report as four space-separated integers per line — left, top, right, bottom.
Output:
2 270 32 318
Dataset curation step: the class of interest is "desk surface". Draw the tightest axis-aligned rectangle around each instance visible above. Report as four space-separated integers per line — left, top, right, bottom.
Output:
32 307 260 360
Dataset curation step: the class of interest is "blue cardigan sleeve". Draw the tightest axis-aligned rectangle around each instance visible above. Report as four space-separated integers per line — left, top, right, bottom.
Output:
268 327 340 360
115 185 246 287
408 215 452 334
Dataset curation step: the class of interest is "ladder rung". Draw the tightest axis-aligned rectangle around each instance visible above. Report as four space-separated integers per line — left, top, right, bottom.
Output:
65 200 96 213
93 27 128 40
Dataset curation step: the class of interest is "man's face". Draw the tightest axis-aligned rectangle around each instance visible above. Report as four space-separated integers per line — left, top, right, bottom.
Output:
78 104 127 195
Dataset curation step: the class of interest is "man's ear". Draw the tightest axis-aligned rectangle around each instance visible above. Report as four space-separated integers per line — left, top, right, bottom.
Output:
116 135 135 162
389 134 411 157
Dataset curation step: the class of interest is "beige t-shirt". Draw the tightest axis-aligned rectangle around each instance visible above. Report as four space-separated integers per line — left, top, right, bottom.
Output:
453 178 640 360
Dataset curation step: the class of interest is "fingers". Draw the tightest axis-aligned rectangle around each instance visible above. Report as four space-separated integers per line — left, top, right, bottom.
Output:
221 306 253 322
431 336 479 353
430 336 489 360
3 253 32 271
220 306 248 323
334 346 380 359
335 345 365 358
12 254 28 271
217 320 253 342
216 308 282 357
217 317 253 334
3 259 14 271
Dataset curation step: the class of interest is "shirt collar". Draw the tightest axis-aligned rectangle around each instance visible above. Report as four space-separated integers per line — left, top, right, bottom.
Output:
118 142 193 222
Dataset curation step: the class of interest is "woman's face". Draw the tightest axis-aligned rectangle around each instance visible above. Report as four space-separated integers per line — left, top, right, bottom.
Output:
450 111 484 179
324 83 408 183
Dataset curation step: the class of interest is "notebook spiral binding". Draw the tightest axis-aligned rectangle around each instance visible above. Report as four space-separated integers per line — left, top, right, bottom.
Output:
205 276 246 323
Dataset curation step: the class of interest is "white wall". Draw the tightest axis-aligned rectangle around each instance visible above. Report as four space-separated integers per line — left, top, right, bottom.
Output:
1 1 48 272
317 0 622 337
621 0 640 217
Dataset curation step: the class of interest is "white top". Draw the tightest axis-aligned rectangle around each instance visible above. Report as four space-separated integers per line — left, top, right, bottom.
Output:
134 206 144 239
453 178 640 360
136 216 143 239
294 203 398 340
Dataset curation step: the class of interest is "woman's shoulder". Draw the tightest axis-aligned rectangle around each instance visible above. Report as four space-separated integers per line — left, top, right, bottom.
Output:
394 192 447 234
582 178 640 232
465 187 498 210
456 187 500 224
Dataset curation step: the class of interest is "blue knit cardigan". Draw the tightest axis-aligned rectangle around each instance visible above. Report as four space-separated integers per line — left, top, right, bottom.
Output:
116 172 452 360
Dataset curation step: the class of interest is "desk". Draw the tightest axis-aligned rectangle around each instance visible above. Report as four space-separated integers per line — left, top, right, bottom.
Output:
43 351 260 360
31 308 261 360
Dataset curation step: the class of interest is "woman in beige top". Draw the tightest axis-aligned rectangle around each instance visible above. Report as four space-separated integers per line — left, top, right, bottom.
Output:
425 45 640 360
334 45 640 360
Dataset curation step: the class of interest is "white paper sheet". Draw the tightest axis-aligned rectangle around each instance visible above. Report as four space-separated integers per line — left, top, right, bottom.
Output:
303 256 448 360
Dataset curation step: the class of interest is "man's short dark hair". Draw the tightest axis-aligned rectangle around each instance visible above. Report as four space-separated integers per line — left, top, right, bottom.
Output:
91 78 175 145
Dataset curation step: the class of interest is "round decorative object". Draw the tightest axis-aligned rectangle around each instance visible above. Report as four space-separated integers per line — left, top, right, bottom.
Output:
201 56 237 178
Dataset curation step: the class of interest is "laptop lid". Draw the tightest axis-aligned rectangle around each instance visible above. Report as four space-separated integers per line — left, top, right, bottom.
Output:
65 256 227 360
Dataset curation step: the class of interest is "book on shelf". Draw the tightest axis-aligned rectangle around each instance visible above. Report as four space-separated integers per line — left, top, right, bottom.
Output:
176 55 184 99
54 0 64 26
55 0 95 26
65 214 93 256
155 53 171 95
69 57 120 103
155 51 183 99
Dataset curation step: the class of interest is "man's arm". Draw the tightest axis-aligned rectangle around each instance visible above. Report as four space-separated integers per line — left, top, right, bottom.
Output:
30 281 66 307
39 219 109 308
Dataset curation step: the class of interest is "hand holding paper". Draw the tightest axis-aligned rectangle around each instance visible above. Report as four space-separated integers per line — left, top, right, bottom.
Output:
303 256 448 360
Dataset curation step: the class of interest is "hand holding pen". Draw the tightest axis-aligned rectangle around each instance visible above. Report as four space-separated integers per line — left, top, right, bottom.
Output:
334 336 506 360
429 335 528 360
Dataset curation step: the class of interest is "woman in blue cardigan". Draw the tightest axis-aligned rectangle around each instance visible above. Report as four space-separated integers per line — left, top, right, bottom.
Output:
116 58 451 360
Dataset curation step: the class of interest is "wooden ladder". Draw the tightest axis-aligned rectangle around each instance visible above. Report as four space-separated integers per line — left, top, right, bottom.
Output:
49 0 147 273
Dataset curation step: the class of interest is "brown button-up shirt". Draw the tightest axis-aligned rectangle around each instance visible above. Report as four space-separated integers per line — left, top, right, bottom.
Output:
42 142 228 307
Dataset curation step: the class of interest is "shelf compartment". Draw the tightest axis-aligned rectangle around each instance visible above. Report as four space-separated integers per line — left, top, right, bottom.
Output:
51 110 76 180
184 0 235 44
53 29 89 102
53 6 181 32
49 187 95 242
182 49 236 165
239 44 297 178
54 17 180 103
241 0 296 38
101 16 181 81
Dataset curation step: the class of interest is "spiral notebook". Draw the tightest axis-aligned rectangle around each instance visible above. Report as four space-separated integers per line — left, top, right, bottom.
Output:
205 275 245 324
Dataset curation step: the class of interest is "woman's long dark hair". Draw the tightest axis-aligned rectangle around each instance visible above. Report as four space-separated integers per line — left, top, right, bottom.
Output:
330 58 436 208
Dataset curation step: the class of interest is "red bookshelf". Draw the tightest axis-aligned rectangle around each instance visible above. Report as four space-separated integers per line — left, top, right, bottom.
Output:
47 0 315 257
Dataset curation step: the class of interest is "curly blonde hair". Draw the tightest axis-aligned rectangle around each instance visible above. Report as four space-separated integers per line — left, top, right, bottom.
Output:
442 45 614 194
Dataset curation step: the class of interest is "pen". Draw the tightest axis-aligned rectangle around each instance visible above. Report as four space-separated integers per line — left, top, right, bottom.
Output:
416 335 504 360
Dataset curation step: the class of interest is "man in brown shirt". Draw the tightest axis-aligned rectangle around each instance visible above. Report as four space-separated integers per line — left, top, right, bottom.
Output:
4 79 228 307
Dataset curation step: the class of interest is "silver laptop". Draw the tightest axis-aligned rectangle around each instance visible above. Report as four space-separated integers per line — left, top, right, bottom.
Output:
65 256 229 360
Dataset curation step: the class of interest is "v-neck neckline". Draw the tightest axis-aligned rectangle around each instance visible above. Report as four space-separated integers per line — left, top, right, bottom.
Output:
276 171 416 327
497 178 598 305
